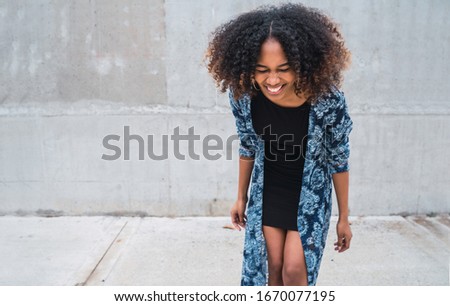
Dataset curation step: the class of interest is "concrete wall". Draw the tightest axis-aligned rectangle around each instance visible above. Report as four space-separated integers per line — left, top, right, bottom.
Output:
1 0 449 216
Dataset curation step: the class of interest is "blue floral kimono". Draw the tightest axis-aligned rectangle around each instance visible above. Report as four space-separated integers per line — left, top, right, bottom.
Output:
229 87 353 286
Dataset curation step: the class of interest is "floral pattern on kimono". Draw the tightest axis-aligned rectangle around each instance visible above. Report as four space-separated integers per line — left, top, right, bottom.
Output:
229 87 353 286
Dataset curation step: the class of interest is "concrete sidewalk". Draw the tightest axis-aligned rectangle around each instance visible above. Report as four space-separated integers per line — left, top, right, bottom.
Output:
0 215 448 286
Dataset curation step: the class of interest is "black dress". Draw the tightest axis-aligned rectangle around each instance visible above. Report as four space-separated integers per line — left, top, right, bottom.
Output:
251 91 310 231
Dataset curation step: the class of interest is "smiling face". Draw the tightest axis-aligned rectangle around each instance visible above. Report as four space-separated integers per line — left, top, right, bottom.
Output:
254 38 305 106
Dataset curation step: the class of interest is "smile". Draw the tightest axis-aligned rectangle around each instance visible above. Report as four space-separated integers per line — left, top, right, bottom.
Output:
266 85 285 95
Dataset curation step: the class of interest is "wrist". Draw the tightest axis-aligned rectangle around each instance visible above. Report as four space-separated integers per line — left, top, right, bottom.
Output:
338 215 349 223
237 194 248 201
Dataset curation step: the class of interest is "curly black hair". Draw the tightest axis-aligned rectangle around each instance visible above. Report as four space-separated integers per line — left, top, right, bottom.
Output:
205 3 351 102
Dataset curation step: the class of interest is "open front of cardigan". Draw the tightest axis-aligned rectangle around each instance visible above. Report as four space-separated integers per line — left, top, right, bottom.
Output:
229 88 353 286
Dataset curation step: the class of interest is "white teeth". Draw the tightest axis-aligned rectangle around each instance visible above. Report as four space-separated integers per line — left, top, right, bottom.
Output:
267 85 282 93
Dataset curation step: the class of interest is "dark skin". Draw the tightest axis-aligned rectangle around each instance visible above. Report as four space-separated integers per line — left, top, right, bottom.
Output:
205 3 351 103
231 164 353 252
333 171 352 252
230 39 352 285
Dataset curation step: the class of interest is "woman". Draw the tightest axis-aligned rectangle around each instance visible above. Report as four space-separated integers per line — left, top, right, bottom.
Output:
206 3 353 286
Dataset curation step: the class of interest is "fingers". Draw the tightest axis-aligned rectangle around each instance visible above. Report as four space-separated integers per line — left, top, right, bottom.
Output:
344 234 351 250
334 235 352 252
335 220 352 253
230 212 246 231
238 213 246 229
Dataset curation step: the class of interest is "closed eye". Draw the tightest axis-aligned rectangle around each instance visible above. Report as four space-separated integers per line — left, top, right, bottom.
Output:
255 68 291 74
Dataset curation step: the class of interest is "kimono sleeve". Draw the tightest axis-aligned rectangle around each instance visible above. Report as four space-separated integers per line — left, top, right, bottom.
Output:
325 91 353 174
228 91 256 159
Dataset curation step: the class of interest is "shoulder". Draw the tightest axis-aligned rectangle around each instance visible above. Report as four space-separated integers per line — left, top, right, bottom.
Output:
312 87 347 119
228 88 252 111
317 86 346 109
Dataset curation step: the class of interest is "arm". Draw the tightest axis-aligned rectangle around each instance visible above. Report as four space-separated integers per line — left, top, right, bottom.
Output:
324 90 353 252
332 171 352 252
228 90 256 230
231 156 254 230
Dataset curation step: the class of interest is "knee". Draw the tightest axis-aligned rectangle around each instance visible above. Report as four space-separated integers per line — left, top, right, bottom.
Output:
283 263 307 283
268 260 283 275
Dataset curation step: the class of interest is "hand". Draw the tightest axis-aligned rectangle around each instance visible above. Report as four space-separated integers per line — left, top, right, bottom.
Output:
230 198 247 231
334 219 352 252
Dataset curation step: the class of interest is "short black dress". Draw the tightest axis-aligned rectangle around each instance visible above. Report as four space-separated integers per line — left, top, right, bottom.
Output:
251 91 310 231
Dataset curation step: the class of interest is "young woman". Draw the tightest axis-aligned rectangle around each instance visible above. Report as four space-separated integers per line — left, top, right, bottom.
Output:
206 3 353 286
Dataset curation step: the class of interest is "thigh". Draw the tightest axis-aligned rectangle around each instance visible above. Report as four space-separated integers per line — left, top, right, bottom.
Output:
262 225 287 265
283 230 307 271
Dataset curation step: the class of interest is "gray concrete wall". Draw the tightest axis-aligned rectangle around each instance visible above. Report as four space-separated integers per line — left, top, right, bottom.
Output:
1 0 449 216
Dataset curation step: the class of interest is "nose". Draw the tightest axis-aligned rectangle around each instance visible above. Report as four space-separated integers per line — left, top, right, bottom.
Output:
266 72 280 85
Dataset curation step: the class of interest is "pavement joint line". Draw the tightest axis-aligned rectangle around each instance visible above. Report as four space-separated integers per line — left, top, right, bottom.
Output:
79 219 129 286
402 216 450 266
404 216 450 249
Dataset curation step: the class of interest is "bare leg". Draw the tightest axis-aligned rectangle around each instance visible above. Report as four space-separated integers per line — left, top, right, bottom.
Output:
262 225 286 286
282 230 308 286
